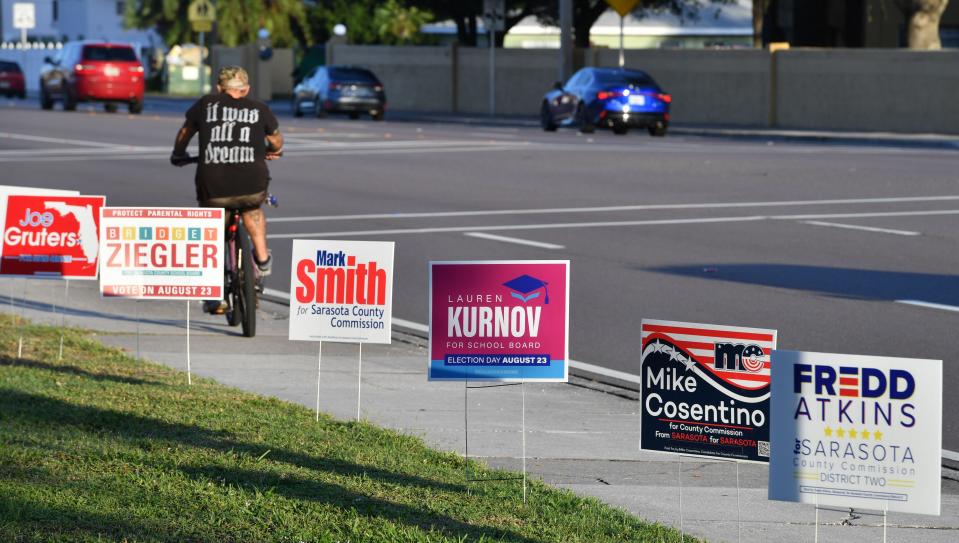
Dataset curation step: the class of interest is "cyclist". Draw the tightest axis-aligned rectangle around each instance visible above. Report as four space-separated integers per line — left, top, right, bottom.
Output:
171 65 283 314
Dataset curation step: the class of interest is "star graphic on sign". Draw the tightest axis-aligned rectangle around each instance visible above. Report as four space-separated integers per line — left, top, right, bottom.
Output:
836 428 846 438
650 341 665 353
680 357 697 371
848 429 858 439
669 349 685 363
873 430 883 441
824 427 833 437
860 430 870 440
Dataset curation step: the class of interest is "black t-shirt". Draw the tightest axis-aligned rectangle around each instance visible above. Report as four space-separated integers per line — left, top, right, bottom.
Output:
185 93 279 200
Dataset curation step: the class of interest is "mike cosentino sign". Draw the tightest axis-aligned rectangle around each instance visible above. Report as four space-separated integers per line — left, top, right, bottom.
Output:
768 350 942 515
289 240 395 344
640 319 778 462
429 261 569 382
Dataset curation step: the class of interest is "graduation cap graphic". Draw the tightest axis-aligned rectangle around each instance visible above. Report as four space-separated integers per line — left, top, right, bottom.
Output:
502 274 550 304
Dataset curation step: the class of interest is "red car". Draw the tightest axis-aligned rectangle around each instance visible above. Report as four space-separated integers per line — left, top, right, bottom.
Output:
40 42 145 113
0 60 26 99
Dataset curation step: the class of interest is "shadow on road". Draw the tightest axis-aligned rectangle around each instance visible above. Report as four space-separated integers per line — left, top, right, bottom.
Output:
648 264 959 306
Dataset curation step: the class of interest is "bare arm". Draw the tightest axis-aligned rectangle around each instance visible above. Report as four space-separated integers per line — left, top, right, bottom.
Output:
266 129 284 160
172 121 197 157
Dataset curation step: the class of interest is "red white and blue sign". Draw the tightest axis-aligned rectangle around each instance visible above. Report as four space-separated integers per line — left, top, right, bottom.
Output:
769 350 942 515
429 261 569 382
640 319 778 463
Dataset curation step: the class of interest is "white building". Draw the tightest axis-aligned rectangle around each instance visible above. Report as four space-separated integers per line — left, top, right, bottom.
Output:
2 0 160 48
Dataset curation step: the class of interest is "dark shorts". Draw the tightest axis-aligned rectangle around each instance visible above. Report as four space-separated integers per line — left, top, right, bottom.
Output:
200 190 267 212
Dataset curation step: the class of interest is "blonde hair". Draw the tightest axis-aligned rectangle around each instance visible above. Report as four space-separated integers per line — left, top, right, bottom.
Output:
217 66 249 89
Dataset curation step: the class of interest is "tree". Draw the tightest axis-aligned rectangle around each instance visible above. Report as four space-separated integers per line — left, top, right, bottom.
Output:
125 0 310 48
895 0 950 49
409 1 553 46
374 0 435 44
534 0 734 49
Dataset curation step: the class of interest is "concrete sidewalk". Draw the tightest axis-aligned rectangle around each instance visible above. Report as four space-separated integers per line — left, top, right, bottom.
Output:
8 277 959 543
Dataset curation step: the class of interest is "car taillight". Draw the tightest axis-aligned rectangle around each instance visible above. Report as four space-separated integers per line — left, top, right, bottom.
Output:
328 83 341 90
657 93 672 103
374 85 383 92
597 90 625 100
75 64 95 72
129 66 144 73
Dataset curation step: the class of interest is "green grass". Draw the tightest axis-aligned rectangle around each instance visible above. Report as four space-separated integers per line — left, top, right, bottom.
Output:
0 317 696 542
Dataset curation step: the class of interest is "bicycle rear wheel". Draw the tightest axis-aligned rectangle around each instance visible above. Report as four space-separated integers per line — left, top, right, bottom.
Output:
236 222 257 337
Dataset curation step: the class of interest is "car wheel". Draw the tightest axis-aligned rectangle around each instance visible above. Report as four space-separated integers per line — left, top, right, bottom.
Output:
612 124 628 135
292 99 303 118
40 88 53 110
348 112 360 120
540 101 557 132
371 110 384 121
104 103 118 113
17 91 26 100
63 88 77 111
648 122 667 137
314 98 327 118
128 99 143 114
576 103 594 134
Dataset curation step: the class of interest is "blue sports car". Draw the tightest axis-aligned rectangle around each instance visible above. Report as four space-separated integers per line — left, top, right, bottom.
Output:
540 67 671 136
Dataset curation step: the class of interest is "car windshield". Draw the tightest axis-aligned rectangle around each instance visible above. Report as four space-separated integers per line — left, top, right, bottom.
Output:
82 46 138 62
593 71 656 88
329 68 377 83
0 61 21 73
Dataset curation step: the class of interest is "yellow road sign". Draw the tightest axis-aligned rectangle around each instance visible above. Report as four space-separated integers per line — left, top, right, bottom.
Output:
191 20 212 33
605 0 641 18
188 0 216 24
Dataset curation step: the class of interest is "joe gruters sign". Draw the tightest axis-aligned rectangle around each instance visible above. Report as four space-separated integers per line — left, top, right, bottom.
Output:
0 194 105 279
98 207 224 299
429 261 569 382
640 319 778 462
289 239 395 344
769 350 942 515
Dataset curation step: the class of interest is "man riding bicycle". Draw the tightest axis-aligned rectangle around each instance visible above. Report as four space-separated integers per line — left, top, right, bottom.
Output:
171 65 283 314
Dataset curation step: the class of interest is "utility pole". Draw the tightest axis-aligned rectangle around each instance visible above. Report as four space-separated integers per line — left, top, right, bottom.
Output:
559 0 573 83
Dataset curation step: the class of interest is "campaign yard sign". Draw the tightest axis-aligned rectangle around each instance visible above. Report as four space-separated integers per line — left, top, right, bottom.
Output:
640 319 777 462
768 350 942 515
289 239 395 344
98 207 224 300
429 261 569 382
0 194 105 279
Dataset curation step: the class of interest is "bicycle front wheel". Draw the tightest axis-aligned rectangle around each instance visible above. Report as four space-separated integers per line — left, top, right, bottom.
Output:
236 221 257 338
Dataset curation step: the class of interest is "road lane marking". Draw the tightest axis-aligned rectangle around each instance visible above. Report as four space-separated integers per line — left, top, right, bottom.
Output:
268 209 959 239
270 195 959 223
896 300 959 314
266 215 768 239
803 221 921 236
0 131 132 148
464 232 565 249
0 145 522 162
775 209 959 220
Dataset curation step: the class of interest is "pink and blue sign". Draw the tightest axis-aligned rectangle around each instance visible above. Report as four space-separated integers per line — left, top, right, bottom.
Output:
429 260 570 382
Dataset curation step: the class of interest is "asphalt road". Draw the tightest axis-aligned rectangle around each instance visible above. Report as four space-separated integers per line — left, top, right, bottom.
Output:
3 96 959 451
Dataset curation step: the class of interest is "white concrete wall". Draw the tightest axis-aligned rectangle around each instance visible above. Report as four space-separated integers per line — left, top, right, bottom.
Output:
595 48 771 127
329 44 454 112
775 49 959 133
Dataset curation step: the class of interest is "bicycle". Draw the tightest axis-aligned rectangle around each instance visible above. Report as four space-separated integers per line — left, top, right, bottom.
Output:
171 154 278 338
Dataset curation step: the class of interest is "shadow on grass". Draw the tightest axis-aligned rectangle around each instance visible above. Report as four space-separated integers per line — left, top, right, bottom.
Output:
0 494 178 541
0 355 163 386
1 389 545 543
